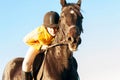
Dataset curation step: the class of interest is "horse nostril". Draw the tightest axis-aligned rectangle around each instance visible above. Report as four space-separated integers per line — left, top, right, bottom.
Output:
67 37 74 43
73 39 77 43
68 37 71 41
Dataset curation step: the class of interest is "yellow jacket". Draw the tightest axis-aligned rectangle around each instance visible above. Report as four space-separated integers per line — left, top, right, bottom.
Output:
23 25 54 50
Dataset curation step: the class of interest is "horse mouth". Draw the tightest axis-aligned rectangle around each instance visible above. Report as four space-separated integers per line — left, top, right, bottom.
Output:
68 44 78 51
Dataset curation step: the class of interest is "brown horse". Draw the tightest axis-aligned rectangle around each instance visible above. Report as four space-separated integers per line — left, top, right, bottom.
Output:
2 0 83 80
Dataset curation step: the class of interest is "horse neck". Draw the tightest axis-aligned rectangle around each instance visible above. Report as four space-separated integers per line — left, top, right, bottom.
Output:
51 19 73 59
45 22 73 75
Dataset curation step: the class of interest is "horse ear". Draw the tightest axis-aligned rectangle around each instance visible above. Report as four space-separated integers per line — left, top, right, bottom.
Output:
60 0 67 7
77 0 81 7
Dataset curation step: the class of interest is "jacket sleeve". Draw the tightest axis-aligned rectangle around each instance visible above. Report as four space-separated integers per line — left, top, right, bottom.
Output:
23 27 42 50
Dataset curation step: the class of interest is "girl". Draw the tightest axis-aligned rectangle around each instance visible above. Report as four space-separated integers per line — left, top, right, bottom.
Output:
22 11 59 80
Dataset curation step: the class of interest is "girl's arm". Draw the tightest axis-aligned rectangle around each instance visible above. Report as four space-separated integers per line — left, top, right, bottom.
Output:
23 27 40 46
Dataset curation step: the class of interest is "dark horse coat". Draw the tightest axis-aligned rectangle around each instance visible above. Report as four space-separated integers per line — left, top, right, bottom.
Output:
2 0 83 80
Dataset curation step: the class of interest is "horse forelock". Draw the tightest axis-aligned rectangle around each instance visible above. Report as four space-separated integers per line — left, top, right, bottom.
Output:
61 3 81 16
60 4 81 28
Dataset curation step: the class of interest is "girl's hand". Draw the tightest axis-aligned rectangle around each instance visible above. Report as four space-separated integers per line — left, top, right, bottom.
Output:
41 45 48 50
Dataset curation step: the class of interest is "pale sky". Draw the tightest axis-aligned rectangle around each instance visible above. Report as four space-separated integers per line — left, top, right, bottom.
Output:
0 0 120 80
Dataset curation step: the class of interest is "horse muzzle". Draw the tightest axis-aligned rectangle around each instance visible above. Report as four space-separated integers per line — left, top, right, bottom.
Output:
66 25 81 51
67 36 81 51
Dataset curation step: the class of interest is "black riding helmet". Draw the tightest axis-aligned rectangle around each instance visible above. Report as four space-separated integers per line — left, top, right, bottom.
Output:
43 11 59 28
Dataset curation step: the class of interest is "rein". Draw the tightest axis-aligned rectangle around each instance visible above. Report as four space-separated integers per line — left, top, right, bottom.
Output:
37 41 68 80
47 40 68 49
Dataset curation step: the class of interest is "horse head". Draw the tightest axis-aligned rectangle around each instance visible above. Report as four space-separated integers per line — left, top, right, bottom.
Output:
59 0 83 51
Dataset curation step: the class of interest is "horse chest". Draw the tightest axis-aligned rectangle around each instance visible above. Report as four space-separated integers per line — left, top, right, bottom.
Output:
42 64 61 80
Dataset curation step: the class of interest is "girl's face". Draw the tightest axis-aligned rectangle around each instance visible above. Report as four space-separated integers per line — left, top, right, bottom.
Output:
47 27 58 36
